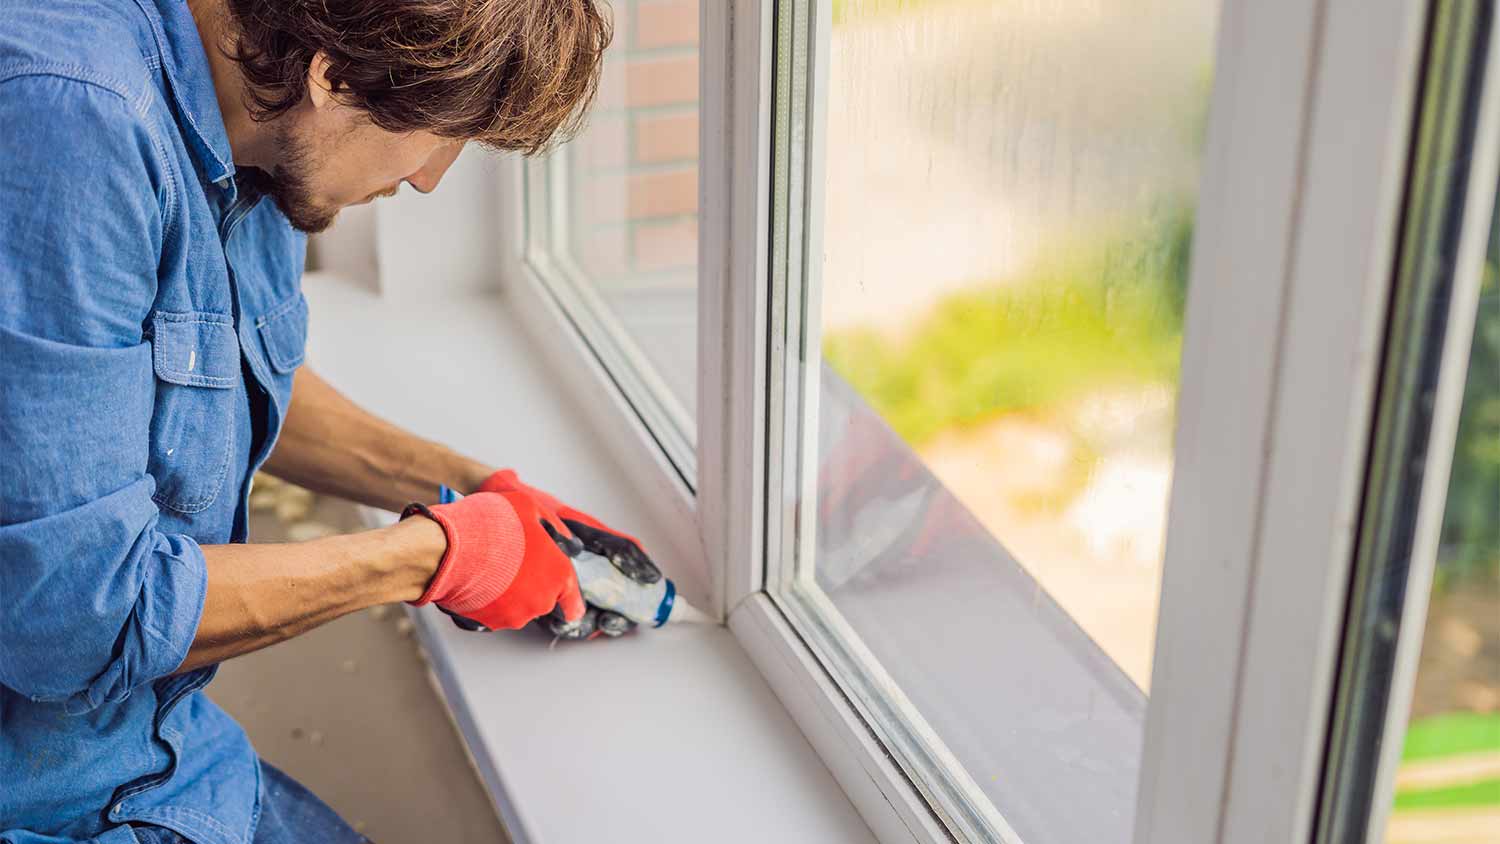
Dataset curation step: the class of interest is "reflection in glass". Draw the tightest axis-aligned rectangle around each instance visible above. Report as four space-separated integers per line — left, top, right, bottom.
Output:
552 0 699 418
1382 212 1500 844
800 0 1217 839
818 0 1213 689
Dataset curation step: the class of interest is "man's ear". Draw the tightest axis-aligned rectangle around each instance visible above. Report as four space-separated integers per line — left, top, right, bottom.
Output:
306 51 337 110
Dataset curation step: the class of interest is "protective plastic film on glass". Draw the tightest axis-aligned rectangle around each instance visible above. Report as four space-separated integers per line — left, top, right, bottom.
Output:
769 1 1219 840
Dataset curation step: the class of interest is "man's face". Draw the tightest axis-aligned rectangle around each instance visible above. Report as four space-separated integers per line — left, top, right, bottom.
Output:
252 99 466 234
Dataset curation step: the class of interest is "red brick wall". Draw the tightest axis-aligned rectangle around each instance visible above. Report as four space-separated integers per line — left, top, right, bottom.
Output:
569 0 699 287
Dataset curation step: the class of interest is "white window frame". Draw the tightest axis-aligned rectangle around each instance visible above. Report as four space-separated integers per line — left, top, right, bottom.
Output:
1311 3 1500 839
489 0 1500 841
1140 1 1500 841
521 152 699 482
493 153 711 606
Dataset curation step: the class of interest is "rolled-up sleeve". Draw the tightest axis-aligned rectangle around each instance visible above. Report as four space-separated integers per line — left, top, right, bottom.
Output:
0 74 206 712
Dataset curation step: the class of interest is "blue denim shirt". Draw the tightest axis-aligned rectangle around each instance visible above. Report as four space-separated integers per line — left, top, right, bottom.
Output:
0 1 308 842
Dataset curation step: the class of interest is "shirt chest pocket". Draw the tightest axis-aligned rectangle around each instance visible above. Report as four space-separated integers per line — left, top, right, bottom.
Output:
255 292 308 376
251 291 308 434
148 310 240 514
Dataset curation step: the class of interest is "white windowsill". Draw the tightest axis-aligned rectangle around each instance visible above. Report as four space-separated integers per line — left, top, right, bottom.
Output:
300 272 875 844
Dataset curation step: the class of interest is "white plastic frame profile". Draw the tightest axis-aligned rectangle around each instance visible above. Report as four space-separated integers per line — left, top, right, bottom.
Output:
1315 2 1500 837
501 0 775 622
493 156 711 613
702 0 991 840
699 0 992 839
698 0 774 618
1136 0 1467 842
752 0 1023 839
522 154 698 480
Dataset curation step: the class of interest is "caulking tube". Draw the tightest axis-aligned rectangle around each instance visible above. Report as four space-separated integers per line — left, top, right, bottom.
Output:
567 544 711 627
438 486 710 627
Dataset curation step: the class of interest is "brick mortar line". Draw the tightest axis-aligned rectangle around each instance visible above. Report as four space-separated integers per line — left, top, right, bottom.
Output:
622 45 698 61
579 214 699 233
581 268 699 289
589 103 700 120
577 160 699 177
627 213 699 229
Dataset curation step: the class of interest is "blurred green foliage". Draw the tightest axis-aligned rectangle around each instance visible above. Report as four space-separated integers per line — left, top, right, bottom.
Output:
1401 711 1500 762
825 199 1498 581
824 205 1193 446
1393 713 1500 811
1437 237 1500 583
1393 778 1500 811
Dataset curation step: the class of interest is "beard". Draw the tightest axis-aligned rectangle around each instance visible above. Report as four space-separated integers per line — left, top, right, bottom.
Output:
238 123 339 234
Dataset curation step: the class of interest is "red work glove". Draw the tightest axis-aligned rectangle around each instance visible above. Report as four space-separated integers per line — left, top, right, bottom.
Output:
478 470 658 586
401 490 586 631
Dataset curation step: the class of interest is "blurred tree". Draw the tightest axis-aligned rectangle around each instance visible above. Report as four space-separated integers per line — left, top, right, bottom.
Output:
1437 206 1500 583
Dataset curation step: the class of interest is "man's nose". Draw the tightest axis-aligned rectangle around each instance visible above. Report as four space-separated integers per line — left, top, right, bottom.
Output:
405 141 465 194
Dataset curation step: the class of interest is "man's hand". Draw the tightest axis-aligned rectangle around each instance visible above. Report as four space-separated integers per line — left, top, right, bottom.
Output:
544 605 636 640
478 469 657 581
402 490 587 631
478 470 658 640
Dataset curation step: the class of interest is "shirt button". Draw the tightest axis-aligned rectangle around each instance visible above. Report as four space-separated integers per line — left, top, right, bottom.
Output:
112 803 123 817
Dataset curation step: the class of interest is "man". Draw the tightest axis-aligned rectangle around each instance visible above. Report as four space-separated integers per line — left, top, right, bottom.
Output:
0 1 636 841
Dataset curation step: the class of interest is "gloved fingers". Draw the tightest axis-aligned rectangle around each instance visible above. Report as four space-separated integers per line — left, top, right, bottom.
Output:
478 597 555 631
556 509 652 561
559 513 645 554
555 571 587 624
480 469 570 519
543 506 580 546
499 487 580 554
415 490 593 633
539 517 583 557
595 610 634 638
557 523 579 545
516 486 576 546
543 607 634 640
556 506 612 535
477 468 523 495
563 519 659 585
546 606 596 639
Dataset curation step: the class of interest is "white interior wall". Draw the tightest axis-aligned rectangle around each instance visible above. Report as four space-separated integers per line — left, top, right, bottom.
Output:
308 145 509 299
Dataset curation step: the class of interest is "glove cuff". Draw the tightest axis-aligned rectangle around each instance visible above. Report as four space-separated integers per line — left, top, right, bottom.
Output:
401 495 525 612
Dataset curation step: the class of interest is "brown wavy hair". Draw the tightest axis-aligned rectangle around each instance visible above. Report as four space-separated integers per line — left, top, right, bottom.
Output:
222 0 612 155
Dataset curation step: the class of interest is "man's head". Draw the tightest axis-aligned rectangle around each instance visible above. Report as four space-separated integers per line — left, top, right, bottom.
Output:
217 0 611 232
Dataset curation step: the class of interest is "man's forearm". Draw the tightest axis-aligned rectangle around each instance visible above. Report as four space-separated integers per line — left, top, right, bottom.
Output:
179 516 445 672
186 366 478 671
262 367 493 512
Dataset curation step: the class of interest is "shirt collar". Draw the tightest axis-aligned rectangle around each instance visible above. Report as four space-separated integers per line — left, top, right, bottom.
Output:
134 0 236 187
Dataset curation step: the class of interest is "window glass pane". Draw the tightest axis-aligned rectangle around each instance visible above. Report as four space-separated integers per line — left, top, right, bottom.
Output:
1307 10 1496 837
1382 213 1500 843
528 1 698 441
776 0 1218 839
